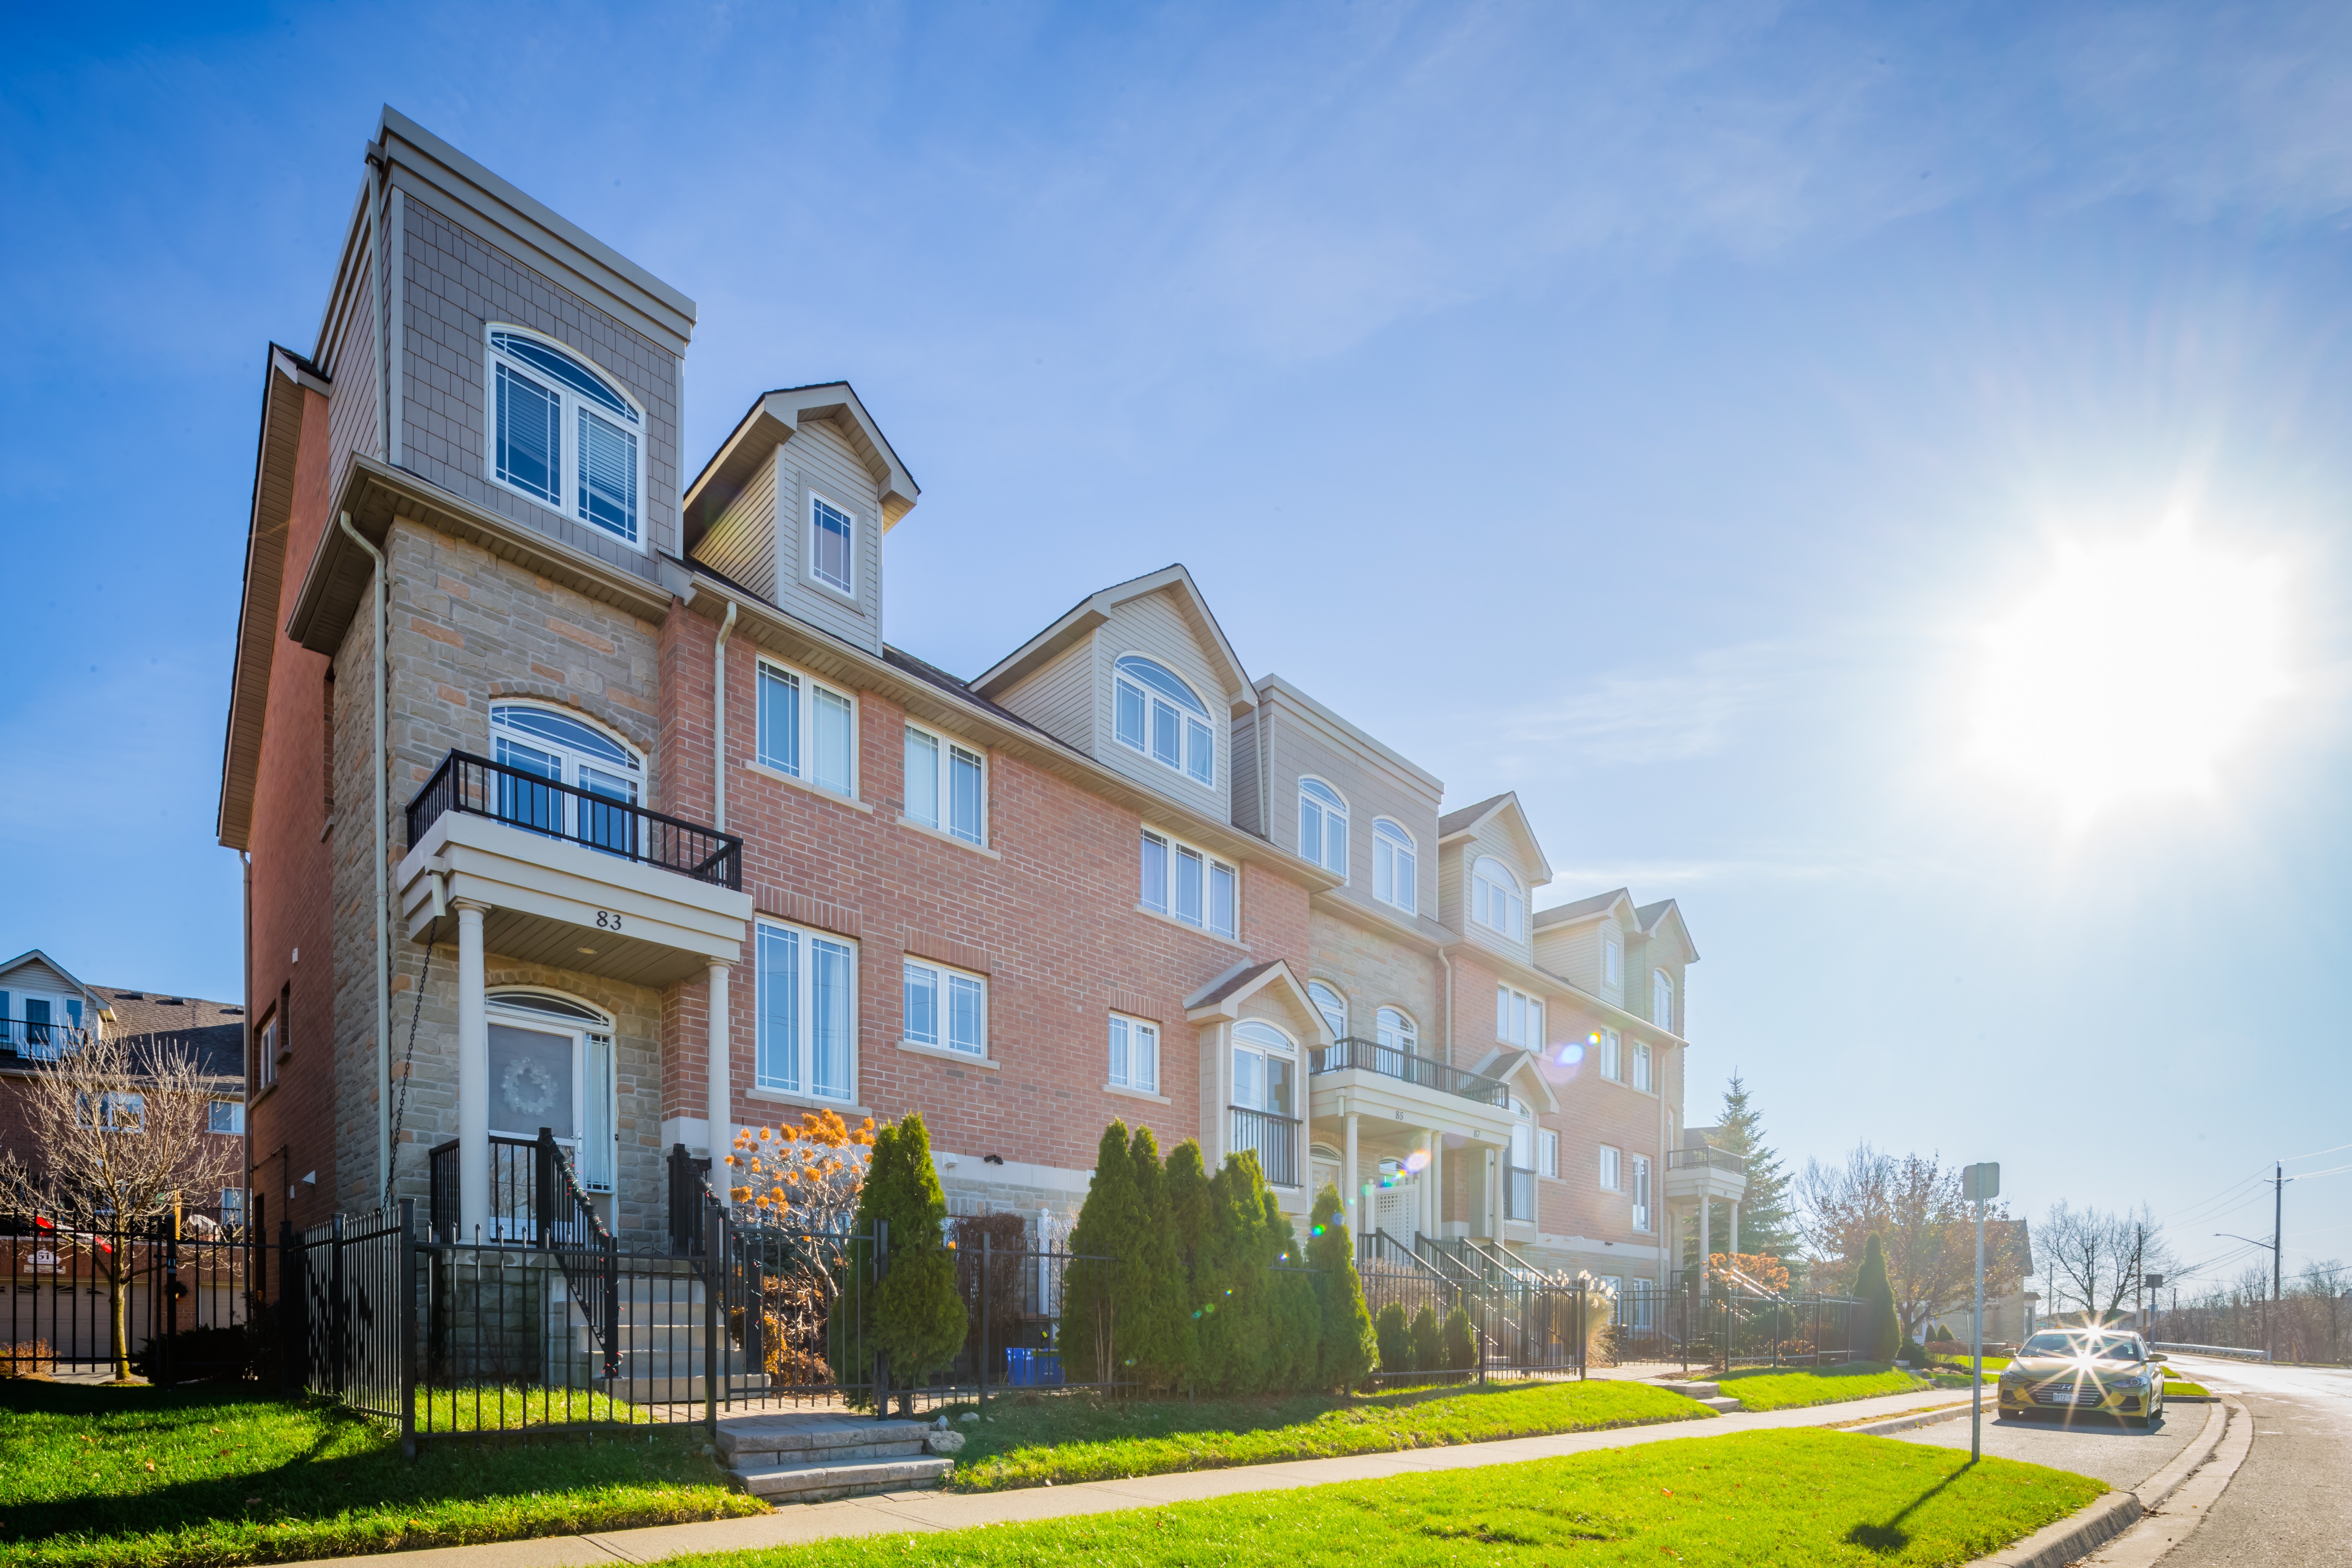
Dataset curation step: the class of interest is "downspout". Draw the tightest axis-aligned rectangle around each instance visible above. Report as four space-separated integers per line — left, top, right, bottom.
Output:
339 510 391 1198
1658 1043 1672 1292
711 600 738 829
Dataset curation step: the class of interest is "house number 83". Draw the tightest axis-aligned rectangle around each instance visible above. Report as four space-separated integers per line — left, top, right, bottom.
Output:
595 911 622 930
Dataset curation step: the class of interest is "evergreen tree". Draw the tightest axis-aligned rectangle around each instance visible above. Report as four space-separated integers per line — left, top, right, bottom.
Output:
1194 1152 1275 1393
1262 1191 1323 1391
1061 1121 1139 1384
1306 1183 1375 1390
1442 1306 1477 1371
1374 1302 1411 1372
1163 1139 1212 1390
1409 1305 1442 1372
854 1112 967 1412
1123 1125 1194 1391
1712 1072 1799 1258
1854 1232 1900 1364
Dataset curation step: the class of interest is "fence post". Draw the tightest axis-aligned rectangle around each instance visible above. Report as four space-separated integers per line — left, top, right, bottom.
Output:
978 1232 990 1412
159 1216 178 1389
872 1219 889 1415
535 1129 555 1250
280 1219 303 1393
329 1213 348 1399
398 1200 418 1458
704 1198 722 1436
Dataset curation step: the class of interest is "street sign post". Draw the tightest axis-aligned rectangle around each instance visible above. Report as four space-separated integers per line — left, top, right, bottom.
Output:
1960 1163 2000 1462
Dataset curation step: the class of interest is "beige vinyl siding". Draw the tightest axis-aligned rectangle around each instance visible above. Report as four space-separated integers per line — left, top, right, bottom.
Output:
1531 918 1602 992
770 418 884 654
1457 815 1535 966
1230 710 1263 836
991 631 1096 752
1093 589 1228 819
389 187 676 581
0 957 83 1000
694 444 779 595
1261 689 1440 921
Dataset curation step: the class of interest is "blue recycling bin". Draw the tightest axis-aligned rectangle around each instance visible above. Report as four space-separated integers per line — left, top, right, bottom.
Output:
1004 1348 1064 1387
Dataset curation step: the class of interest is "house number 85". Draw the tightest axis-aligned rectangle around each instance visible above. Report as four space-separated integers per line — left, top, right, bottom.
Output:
595 911 622 931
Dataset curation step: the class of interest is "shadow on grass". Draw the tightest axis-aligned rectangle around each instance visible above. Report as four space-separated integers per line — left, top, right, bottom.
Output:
1843 1462 1973 1554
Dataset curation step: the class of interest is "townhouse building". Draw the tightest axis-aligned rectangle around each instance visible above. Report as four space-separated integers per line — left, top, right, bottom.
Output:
217 108 1730 1300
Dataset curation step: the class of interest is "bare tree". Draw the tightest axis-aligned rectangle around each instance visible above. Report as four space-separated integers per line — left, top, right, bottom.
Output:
0 1032 239 1381
2035 1202 2171 1321
1800 1143 2018 1341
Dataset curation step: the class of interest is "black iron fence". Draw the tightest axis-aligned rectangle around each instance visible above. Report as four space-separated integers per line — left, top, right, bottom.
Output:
2 1204 261 1384
406 749 743 891
1603 1280 1862 1372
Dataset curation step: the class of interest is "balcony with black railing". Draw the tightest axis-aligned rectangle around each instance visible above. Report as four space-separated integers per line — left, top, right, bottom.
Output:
1665 1144 1748 1203
1308 1037 1510 1107
0 1017 93 1061
1228 1105 1301 1188
406 750 741 891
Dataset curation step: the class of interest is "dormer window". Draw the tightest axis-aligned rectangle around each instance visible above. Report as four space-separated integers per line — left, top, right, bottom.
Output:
1603 934 1623 989
1113 656 1212 786
1472 856 1524 939
485 328 644 548
1653 969 1675 1032
1298 778 1348 874
809 494 855 595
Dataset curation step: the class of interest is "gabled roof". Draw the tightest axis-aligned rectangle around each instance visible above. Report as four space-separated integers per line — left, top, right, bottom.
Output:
1436 791 1553 885
1535 888 1633 928
1182 958 1332 1045
0 949 101 1007
92 986 246 1086
1470 1045 1561 1113
1636 898 1700 963
683 382 919 554
972 564 1254 714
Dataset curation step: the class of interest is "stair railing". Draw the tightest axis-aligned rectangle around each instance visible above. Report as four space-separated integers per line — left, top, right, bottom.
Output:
534 1127 620 1378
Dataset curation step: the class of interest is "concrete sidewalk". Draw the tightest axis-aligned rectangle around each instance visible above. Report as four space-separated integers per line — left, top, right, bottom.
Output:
286 1383 1988 1568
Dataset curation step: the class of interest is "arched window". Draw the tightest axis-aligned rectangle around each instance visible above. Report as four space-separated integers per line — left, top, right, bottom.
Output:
1653 969 1674 1031
1472 856 1524 939
1372 819 1416 911
1231 1019 1295 1116
490 704 643 854
1307 981 1348 1040
1375 1006 1417 1054
1112 655 1212 785
486 327 644 547
485 988 617 1198
1298 778 1348 874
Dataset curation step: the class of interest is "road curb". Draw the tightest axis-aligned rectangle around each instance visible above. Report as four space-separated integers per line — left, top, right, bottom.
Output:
1951 1396 2234 1568
1848 1402 1974 1436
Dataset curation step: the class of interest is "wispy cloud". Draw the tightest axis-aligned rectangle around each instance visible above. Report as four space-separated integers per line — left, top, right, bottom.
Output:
1488 640 1816 769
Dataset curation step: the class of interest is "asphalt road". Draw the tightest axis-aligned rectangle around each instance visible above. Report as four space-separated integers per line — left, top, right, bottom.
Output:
1886 1384 2202 1490
2138 1353 2352 1565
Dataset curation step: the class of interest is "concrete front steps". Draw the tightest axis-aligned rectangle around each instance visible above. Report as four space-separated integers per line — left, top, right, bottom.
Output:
548 1272 770 1404
1656 1378 1743 1413
717 1412 956 1503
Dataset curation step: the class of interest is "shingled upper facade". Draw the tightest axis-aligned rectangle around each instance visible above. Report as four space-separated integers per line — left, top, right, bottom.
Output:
217 108 1728 1297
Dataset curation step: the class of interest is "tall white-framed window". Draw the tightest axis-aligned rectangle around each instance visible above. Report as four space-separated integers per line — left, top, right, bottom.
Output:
490 703 644 853
1372 819 1417 912
1375 1006 1417 1054
756 919 858 1103
757 658 857 797
1599 1026 1621 1081
1509 1096 1534 1170
1496 983 1544 1048
1538 1128 1560 1179
1139 826 1238 940
0 986 83 1061
1631 1154 1653 1231
1632 1039 1654 1093
1307 981 1348 1040
484 326 645 549
903 723 985 845
1231 1020 1296 1116
1598 1144 1623 1190
1107 1012 1159 1094
1298 778 1348 874
1472 856 1524 939
484 989 618 1195
208 1100 245 1135
1602 934 1623 990
1653 969 1675 1032
1113 655 1213 786
902 958 985 1058
808 492 856 597
254 1009 279 1090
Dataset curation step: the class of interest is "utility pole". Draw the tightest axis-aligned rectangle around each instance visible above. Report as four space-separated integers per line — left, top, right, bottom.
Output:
1962 1163 1999 1464
2273 1162 2285 1363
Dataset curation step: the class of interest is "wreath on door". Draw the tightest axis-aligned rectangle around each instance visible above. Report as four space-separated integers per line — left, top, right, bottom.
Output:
501 1056 560 1120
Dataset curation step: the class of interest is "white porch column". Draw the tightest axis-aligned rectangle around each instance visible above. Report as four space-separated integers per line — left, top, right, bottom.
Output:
707 960 733 1204
1730 1199 1740 1257
455 901 489 1239
1343 1112 1360 1244
1699 1194 1712 1281
1422 1127 1440 1240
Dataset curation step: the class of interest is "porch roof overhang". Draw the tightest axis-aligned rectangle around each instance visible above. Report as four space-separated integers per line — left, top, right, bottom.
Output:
1307 1073 1516 1146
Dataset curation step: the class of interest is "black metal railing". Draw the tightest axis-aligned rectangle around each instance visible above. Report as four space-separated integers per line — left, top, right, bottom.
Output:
406 749 743 890
1229 1105 1300 1188
1668 1147 1746 1174
1310 1037 1510 1106
1506 1166 1537 1222
428 1133 583 1246
536 1130 620 1379
0 1017 94 1059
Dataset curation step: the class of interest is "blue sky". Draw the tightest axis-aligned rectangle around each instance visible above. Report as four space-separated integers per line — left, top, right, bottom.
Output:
4 3 2349 1289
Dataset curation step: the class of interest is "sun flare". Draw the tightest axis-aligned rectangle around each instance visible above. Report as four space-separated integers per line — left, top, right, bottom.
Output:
1974 528 2290 820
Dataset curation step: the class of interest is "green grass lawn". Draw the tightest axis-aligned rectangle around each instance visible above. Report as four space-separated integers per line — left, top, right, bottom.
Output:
0 1381 761 1568
1717 1362 1936 1411
2164 1380 2212 1397
675 1427 2110 1568
943 1378 1710 1492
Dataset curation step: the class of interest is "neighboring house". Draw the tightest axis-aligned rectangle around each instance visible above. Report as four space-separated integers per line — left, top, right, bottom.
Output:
0 948 248 1219
216 108 1721 1295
